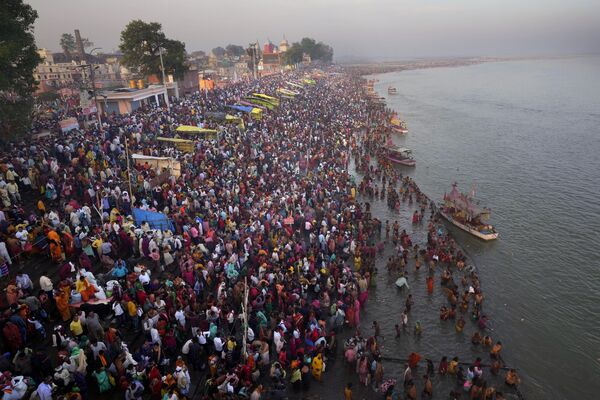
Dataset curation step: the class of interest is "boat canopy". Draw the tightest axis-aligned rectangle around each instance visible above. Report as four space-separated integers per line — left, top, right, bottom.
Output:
444 184 491 220
389 146 412 153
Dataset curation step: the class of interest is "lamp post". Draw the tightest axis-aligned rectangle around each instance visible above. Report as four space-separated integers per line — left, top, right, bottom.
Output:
88 47 103 129
158 46 171 111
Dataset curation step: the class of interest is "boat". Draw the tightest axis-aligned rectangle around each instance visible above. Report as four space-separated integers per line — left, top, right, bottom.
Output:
439 183 499 241
390 116 408 134
388 86 398 95
387 145 415 166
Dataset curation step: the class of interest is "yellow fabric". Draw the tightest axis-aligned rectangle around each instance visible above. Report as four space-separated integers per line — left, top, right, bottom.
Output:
70 319 83 336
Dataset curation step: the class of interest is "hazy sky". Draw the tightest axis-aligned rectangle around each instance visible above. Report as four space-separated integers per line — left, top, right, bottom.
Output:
27 0 600 61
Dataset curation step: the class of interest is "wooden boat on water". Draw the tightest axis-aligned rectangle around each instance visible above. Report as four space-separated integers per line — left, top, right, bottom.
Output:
388 86 398 95
390 115 408 134
439 183 499 241
387 145 415 166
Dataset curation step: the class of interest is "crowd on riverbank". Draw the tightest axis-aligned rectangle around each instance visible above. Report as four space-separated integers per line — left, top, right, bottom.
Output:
0 68 520 400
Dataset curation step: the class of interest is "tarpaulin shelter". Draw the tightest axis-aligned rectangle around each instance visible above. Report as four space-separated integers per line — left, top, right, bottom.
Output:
205 111 227 121
244 96 276 110
175 125 219 140
227 105 253 113
239 100 266 110
131 154 181 177
59 118 79 132
277 88 298 98
156 137 195 153
132 208 175 232
252 93 280 107
250 108 263 120
227 105 262 120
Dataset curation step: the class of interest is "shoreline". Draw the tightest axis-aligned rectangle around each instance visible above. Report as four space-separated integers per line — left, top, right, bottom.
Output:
347 78 527 397
344 53 594 77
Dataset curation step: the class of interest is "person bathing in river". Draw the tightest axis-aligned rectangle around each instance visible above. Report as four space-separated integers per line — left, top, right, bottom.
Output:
504 369 521 387
472 331 483 345
426 275 434 294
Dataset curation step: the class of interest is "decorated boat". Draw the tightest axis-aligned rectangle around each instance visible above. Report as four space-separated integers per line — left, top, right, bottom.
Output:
388 86 398 95
390 115 408 134
439 183 499 241
387 144 415 166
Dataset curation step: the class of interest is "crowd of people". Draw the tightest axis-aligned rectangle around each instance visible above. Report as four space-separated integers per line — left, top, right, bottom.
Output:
0 67 521 400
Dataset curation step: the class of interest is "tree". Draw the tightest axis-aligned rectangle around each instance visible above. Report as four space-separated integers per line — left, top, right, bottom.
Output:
0 0 42 141
225 44 245 57
60 33 76 56
60 33 94 57
119 20 187 80
282 43 303 65
281 37 334 65
81 37 94 49
211 46 226 58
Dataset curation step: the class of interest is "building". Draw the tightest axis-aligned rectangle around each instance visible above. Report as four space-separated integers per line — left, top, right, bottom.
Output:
35 49 126 93
96 85 170 115
279 38 289 53
35 49 86 92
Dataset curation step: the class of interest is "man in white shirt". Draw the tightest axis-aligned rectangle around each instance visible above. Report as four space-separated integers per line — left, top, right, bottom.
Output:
36 377 53 400
213 334 224 354
16 272 33 292
174 309 186 330
39 275 53 296
112 301 125 327
150 327 161 344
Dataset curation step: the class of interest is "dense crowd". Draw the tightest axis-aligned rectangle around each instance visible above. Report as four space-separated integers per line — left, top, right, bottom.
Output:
0 68 520 400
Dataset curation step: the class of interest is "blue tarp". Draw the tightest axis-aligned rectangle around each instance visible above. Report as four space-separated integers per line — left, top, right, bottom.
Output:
132 208 175 232
227 104 254 113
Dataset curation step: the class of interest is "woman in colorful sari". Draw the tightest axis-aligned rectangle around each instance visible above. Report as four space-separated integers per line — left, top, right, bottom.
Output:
93 367 112 393
47 229 63 263
61 230 75 258
55 285 72 322
76 276 96 302
311 352 324 382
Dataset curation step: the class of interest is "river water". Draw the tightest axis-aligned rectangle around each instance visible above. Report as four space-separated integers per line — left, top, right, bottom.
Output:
362 57 600 400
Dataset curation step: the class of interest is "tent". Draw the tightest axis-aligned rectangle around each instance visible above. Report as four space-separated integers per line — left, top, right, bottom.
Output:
132 208 174 232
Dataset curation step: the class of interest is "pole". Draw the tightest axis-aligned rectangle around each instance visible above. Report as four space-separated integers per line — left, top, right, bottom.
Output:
241 277 249 360
306 130 311 174
158 47 171 111
88 63 103 129
125 137 134 200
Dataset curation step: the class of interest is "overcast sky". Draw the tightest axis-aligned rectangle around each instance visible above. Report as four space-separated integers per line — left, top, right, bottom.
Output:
26 0 600 61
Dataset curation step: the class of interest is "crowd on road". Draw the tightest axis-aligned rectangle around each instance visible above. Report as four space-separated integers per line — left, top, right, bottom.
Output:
0 68 520 400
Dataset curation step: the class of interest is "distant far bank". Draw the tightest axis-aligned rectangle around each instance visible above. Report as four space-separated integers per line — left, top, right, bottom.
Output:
341 54 597 75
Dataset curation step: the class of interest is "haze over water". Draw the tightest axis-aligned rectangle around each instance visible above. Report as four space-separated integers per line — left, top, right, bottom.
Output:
372 57 600 399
